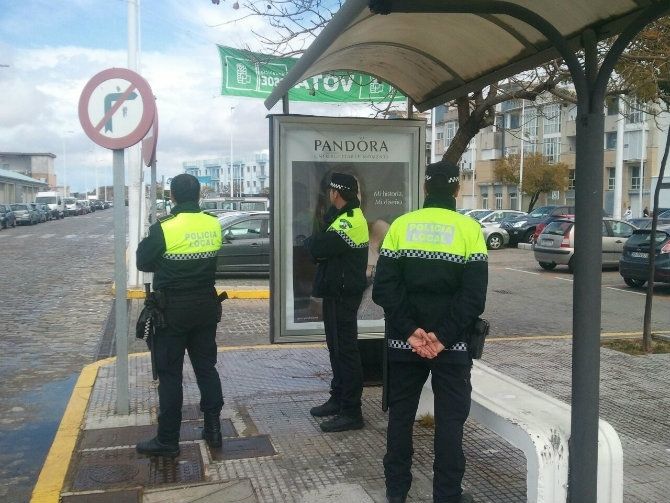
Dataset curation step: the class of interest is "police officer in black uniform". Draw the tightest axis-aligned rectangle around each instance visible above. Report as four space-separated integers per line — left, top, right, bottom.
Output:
306 172 370 432
372 160 488 503
135 174 224 457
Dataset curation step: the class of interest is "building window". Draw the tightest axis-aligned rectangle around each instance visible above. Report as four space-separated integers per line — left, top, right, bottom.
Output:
543 137 561 163
568 169 576 190
508 112 520 129
481 193 489 209
630 165 641 190
606 96 619 116
524 108 538 138
510 192 518 209
625 101 643 124
605 132 617 150
543 104 561 134
523 141 536 154
495 192 503 209
445 121 457 148
607 167 616 190
436 131 444 140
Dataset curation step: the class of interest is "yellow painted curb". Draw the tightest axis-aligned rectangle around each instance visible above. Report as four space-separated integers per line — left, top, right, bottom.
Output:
112 284 270 299
30 357 114 503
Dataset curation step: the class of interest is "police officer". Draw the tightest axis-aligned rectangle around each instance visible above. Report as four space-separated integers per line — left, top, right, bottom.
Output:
135 173 224 458
372 160 488 503
306 172 369 432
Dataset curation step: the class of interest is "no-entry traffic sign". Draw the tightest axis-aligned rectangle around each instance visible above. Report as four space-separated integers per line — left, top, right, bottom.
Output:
78 68 156 150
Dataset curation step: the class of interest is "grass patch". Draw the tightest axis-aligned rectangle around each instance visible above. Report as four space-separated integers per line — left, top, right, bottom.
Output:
601 337 670 355
417 414 435 429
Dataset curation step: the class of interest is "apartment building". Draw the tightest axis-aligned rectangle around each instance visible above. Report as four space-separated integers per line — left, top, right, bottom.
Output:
183 153 269 196
427 96 669 217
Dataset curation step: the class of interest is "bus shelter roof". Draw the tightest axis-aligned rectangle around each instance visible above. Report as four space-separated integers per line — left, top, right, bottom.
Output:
264 0 656 111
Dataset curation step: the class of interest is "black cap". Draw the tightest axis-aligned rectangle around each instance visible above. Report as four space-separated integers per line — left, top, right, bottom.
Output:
329 172 358 193
425 160 460 184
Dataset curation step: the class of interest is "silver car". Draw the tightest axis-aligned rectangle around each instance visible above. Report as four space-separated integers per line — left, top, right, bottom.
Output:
534 218 637 272
481 224 509 250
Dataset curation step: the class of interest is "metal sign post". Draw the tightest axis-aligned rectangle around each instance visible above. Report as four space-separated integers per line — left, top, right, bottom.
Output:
79 67 156 415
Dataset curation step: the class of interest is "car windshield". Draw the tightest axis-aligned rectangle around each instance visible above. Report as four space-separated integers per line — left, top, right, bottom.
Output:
528 207 552 218
64 198 76 204
218 213 247 227
468 210 493 220
543 221 573 236
35 196 57 204
10 204 27 210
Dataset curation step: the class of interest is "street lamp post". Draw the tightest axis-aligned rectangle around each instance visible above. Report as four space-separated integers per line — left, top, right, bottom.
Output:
61 130 75 198
230 106 235 197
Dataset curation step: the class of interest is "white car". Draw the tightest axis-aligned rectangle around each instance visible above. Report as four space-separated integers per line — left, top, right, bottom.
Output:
481 224 510 250
479 210 527 226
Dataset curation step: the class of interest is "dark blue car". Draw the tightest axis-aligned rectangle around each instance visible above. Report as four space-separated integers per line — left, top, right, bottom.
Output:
0 204 16 229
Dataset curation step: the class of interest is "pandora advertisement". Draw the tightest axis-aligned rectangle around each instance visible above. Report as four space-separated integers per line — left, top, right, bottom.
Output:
270 116 425 341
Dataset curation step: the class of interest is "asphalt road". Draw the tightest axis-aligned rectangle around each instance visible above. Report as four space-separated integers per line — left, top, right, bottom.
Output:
1 211 669 503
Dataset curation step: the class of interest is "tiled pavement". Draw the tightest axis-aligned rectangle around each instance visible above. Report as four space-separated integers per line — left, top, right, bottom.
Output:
45 333 670 503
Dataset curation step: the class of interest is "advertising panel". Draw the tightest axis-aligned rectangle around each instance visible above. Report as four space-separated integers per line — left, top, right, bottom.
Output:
270 116 425 342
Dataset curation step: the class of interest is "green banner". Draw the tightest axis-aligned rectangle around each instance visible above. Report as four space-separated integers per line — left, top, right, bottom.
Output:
218 45 405 103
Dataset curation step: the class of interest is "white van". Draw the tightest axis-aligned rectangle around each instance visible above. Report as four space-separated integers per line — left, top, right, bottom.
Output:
35 191 65 219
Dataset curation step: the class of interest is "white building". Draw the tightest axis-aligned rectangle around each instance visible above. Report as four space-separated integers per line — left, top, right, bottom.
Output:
183 153 269 196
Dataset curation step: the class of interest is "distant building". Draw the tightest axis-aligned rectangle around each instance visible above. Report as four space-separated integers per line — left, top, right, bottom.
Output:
427 96 670 216
0 152 57 188
0 167 49 203
183 153 269 196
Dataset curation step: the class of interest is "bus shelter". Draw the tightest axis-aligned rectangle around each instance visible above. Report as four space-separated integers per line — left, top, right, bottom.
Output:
264 1 670 501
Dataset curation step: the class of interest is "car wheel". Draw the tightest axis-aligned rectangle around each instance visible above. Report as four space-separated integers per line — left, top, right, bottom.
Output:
487 233 504 250
523 229 535 244
623 277 646 288
567 257 575 274
539 261 556 270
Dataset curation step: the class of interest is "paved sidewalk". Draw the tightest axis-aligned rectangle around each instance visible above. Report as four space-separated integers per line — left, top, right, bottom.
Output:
32 304 670 502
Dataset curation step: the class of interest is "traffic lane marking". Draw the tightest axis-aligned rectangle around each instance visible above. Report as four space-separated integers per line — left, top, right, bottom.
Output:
501 265 669 299
504 267 540 275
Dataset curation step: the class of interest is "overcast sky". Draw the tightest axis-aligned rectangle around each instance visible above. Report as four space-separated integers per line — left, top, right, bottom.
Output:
0 0 382 192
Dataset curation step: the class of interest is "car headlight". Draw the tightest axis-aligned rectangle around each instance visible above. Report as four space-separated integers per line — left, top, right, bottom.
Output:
512 220 527 228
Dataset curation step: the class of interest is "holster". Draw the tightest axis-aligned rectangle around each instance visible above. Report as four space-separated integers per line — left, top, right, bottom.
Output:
468 318 490 359
216 291 228 323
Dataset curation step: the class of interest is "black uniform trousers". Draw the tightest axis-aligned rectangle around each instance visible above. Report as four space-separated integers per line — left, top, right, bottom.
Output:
322 294 364 417
154 289 224 445
384 358 472 503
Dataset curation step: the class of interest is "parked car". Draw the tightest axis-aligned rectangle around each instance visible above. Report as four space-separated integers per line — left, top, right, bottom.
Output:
77 200 92 214
64 197 81 216
463 209 494 221
628 217 670 230
35 203 56 221
619 225 670 288
534 218 636 272
216 212 270 274
10 203 40 225
481 224 509 250
501 205 576 245
479 210 527 226
0 204 16 229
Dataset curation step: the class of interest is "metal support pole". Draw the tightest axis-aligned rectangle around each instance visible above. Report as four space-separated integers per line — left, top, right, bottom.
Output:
519 99 525 211
614 97 625 219
282 94 290 114
150 160 157 223
113 149 129 415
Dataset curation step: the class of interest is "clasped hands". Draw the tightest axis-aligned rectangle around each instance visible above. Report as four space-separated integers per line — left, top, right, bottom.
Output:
407 328 444 359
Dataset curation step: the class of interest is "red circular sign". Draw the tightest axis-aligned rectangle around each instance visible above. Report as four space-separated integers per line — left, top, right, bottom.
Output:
78 68 156 150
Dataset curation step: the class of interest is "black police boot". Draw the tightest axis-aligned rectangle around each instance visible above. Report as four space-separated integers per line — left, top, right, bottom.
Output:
202 413 222 448
310 398 340 417
319 413 364 432
136 437 179 458
386 494 407 503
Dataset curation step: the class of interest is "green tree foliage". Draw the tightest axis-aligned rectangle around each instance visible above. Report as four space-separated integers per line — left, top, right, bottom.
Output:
494 153 569 212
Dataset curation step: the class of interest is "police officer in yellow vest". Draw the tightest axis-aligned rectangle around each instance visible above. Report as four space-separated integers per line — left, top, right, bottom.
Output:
306 172 369 432
135 174 224 458
373 161 488 503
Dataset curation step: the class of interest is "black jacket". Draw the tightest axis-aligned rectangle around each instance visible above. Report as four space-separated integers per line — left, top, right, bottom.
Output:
305 203 369 299
372 195 488 363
